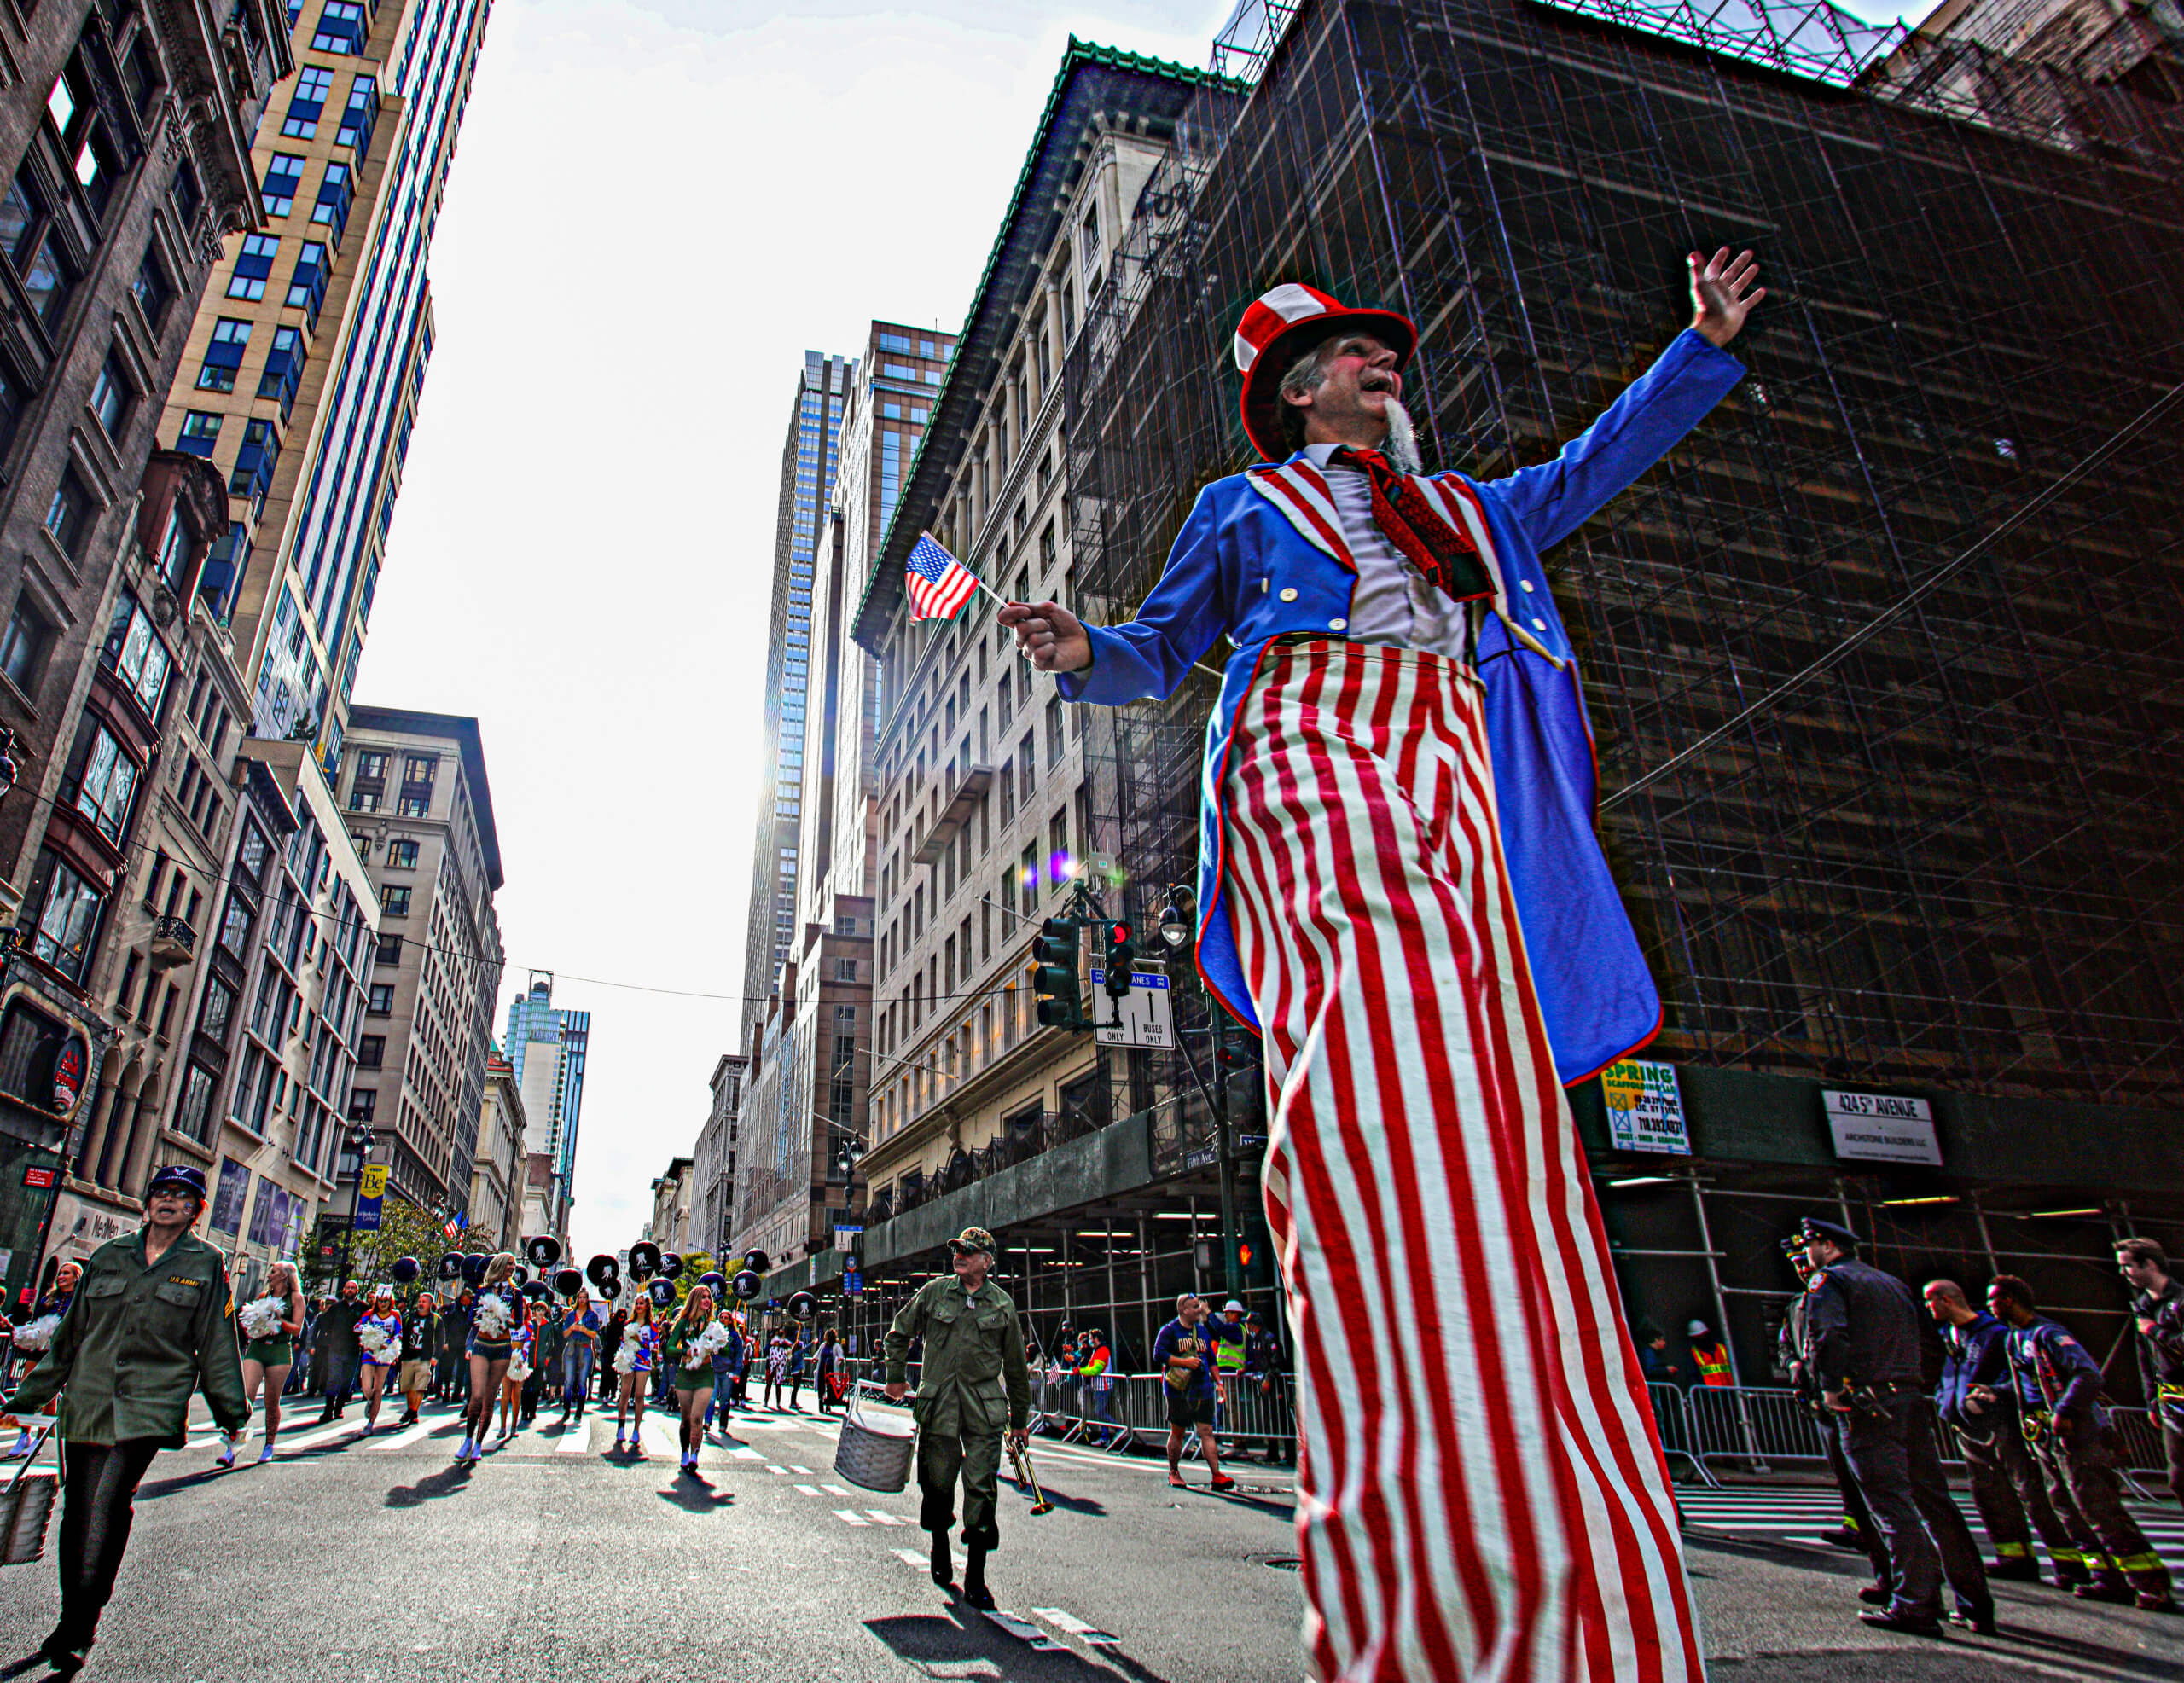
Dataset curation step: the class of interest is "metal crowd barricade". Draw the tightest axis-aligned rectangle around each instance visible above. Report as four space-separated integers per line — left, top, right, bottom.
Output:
1645 1383 1719 1489
2107 1407 2164 1477
1684 1384 1836 1478
1025 1370 1300 1459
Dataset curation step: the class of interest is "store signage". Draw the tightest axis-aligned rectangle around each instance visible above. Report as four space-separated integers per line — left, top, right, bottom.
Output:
1822 1090 1942 1165
50 1037 85 1117
1600 1059 1690 1154
20 1167 55 1190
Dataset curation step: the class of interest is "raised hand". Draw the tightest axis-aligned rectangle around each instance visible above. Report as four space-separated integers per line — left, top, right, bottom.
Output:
996 599 1092 675
1688 247 1765 348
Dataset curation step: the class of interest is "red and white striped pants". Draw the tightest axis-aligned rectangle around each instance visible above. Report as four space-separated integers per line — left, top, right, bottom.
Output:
1222 640 1704 1683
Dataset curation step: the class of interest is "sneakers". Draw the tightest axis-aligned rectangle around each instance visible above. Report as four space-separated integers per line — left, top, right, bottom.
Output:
1209 1475 1238 1493
256 1445 275 1465
4 1431 28 1460
456 1436 477 1463
358 1422 373 1438
1858 1607 1943 1637
214 1436 236 1469
682 1451 698 1471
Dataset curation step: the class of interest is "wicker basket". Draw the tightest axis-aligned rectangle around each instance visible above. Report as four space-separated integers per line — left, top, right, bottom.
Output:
2 1430 56 1566
834 1385 915 1493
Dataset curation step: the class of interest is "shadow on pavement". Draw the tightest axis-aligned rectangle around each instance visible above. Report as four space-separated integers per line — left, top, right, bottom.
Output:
134 1465 233 1501
866 1606 1169 1682
656 1481 735 1513
1009 1483 1106 1518
384 1466 473 1507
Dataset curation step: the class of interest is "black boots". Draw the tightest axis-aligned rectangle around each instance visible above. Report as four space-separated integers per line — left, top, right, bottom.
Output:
929 1529 954 1589
962 1543 995 1611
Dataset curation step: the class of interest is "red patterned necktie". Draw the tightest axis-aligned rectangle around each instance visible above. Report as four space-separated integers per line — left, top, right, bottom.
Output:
1328 445 1491 602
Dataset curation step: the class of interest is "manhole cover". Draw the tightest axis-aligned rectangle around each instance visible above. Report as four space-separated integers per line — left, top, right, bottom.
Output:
1263 1555 1303 1571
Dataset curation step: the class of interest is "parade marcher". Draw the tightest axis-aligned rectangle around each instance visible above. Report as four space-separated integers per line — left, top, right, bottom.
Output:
1924 1279 2075 1585
1988 1274 2175 1610
597 1307 624 1404
560 1289 601 1425
314 1279 364 1421
433 1288 469 1402
399 1291 439 1426
1798 1218 1991 1636
1002 250 1765 1680
0 1166 247 1677
355 1288 403 1436
1687 1320 1733 1389
2117 1237 2184 1506
661 1284 722 1472
711 1309 746 1434
520 1300 557 1428
7 1262 78 1459
612 1296 658 1456
884 1228 1031 1612
1154 1295 1234 1493
1777 1238 1890 1588
458 1254 521 1464
764 1330 789 1410
226 1259 305 1466
786 1328 811 1412
816 1325 844 1415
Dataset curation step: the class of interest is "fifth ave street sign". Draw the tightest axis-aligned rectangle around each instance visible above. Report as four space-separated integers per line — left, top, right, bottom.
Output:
1822 1089 1943 1165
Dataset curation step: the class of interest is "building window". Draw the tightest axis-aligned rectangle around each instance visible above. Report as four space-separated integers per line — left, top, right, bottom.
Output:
177 411 222 456
260 154 305 218
285 241 328 322
29 852 102 983
312 0 369 54
336 75 380 154
89 353 131 438
199 975 235 1045
174 1063 218 1145
381 885 410 917
375 932 401 965
1018 733 1036 802
348 789 380 813
131 252 171 329
227 233 278 300
257 326 304 416
154 507 192 593
229 418 279 505
100 593 171 717
196 317 252 391
357 1034 384 1069
311 163 352 241
347 1088 376 1122
3 171 74 330
44 472 92 559
386 839 417 868
72 723 140 842
1 594 52 693
396 796 427 817
366 983 393 1015
282 65 334 137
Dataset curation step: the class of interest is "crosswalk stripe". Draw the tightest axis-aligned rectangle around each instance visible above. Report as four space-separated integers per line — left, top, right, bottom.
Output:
981 1610 1064 1651
557 1419 595 1454
822 1483 852 1496
892 1547 928 1569
727 1446 763 1460
795 1483 822 1495
766 1465 790 1475
832 1509 871 1526
369 1418 456 1452
865 1509 903 1526
1678 1487 2184 1569
790 1464 814 1474
1032 1608 1121 1646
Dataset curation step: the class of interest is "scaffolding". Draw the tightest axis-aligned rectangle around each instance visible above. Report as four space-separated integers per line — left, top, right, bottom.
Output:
1061 0 2184 1140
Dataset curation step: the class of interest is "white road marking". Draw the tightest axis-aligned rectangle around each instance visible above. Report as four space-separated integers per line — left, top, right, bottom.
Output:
821 1483 853 1496
789 1464 814 1474
864 1510 903 1526
981 1610 1064 1651
831 1509 871 1526
892 1547 927 1569
795 1483 822 1495
557 1419 595 1454
1033 1609 1121 1646
765 1465 790 1476
727 1446 763 1460
369 1418 452 1451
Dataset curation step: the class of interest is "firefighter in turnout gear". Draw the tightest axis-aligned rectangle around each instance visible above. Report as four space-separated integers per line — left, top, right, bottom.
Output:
1923 1279 2077 1585
885 1227 1031 1612
1989 1274 2176 1612
2117 1237 2184 1507
1797 1217 1992 1636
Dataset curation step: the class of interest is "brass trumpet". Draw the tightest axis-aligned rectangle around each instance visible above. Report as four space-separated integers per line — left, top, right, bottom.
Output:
1011 1440 1054 1515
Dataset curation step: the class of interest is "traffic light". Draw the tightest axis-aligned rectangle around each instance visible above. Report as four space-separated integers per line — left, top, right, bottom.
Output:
1031 918 1089 1030
1103 920 1136 1000
1230 1214 1275 1285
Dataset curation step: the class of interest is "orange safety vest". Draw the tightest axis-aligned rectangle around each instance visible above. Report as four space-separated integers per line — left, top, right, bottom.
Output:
1693 1342 1733 1386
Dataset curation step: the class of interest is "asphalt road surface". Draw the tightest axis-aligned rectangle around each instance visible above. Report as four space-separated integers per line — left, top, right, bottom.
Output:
0 1396 2175 1681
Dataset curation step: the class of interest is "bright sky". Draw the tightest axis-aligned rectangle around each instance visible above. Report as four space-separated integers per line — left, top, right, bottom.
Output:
351 0 1918 1260
350 0 1234 1262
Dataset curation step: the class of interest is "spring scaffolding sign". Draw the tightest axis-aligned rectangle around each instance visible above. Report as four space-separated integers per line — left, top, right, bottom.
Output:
1600 1059 1690 1155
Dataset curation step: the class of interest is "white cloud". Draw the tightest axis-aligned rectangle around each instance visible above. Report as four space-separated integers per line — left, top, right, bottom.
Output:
352 0 1229 1260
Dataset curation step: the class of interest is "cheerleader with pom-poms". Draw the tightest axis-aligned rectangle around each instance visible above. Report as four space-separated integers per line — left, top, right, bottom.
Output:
611 1295 659 1456
661 1284 728 1473
354 1287 403 1436
221 1260 305 1465
457 1255 521 1465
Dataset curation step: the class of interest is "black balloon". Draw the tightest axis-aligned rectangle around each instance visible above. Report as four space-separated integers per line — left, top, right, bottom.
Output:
742 1249 770 1276
598 1279 622 1302
522 1280 550 1302
437 1252 464 1282
628 1241 661 1281
552 1267 584 1297
657 1251 684 1281
461 1254 490 1287
524 1235 562 1268
787 1290 819 1322
585 1254 619 1289
648 1278 675 1307
697 1271 728 1296
511 1265 531 1288
391 1256 421 1284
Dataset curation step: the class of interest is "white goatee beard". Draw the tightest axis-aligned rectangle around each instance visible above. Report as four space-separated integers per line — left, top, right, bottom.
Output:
1380 398 1422 476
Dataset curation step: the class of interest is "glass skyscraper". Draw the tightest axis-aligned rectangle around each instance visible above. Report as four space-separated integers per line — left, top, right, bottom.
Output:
504 973 589 1234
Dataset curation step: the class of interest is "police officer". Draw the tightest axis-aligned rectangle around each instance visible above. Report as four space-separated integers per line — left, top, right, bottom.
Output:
884 1227 1031 1612
1923 1279 2073 1584
0 1165 248 1677
1778 1235 1891 1591
1797 1216 1991 1635
1988 1274 2175 1611
2115 1237 2184 1507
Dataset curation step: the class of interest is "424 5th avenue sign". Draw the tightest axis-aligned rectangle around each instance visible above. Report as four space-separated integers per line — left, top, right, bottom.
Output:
1822 1088 1943 1166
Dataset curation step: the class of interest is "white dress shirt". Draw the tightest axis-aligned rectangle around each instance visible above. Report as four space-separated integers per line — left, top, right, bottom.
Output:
1302 442 1472 660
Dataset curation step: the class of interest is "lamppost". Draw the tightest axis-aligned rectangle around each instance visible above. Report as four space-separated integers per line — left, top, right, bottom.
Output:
1159 885 1244 1300
335 1124 376 1291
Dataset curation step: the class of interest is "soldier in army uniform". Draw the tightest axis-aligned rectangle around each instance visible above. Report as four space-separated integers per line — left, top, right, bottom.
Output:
1796 1216 1990 1637
0 1165 249 1678
884 1227 1031 1611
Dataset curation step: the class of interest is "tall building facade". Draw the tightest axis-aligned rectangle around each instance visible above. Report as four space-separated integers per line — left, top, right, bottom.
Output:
160 0 491 773
689 1051 744 1256
339 705 504 1210
504 973 587 1240
736 351 853 1053
468 1047 525 1252
727 323 950 1266
0 0 293 1299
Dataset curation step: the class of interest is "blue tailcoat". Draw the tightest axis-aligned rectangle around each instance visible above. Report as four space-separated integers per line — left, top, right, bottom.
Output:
1057 329 1743 1084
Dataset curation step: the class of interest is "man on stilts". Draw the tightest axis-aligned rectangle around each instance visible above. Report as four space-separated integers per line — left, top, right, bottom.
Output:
1002 250 1763 1681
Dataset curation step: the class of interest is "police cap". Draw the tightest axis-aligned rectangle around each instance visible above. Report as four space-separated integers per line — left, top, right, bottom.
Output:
1793 1216 1858 1253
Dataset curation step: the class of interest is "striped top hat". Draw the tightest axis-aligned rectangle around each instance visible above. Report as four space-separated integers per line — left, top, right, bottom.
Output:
1234 282 1416 461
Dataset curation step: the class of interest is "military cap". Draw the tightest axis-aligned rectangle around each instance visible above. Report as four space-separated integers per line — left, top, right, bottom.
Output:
147 1164 208 1200
1793 1216 1858 1253
947 1227 997 1256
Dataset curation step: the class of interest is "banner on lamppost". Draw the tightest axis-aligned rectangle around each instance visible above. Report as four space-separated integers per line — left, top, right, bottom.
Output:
353 1164 390 1233
1600 1059 1690 1155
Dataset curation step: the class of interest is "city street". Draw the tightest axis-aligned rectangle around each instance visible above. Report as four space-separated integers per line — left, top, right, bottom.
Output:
0 1396 2178 1681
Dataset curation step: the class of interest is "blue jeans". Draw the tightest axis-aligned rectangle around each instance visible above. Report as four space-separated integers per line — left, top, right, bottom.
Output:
562 1342 595 1404
322 1350 359 1408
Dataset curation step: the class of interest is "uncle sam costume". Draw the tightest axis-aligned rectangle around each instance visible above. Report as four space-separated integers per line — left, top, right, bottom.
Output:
1056 284 1743 1682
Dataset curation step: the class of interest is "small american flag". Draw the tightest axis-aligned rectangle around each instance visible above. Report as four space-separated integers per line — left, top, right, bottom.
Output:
905 532 982 622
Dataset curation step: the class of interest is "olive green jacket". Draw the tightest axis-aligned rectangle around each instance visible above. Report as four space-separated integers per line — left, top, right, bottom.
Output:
8 1228 249 1447
884 1274 1031 1435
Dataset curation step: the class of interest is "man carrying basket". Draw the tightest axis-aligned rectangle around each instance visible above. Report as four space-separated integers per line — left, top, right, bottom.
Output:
884 1227 1031 1611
